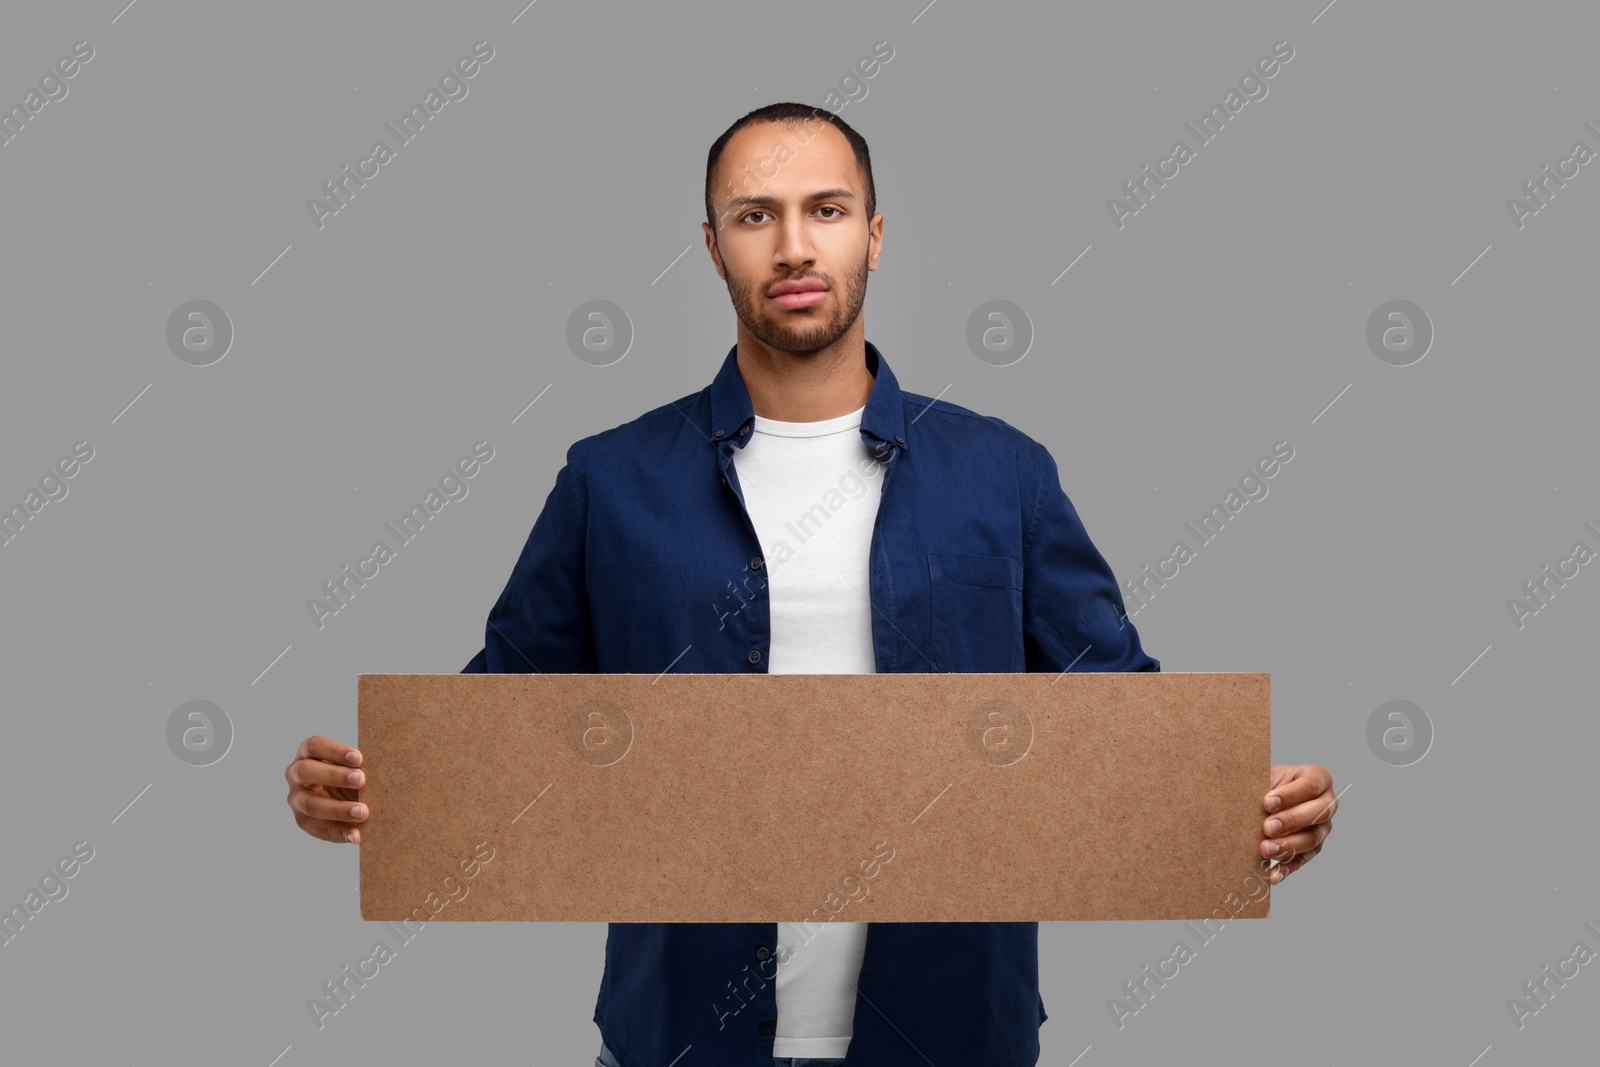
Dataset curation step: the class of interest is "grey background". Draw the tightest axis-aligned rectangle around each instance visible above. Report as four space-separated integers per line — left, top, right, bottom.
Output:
1 1 1594 1064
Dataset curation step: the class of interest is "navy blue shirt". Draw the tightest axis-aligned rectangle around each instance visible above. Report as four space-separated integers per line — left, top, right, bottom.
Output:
461 340 1159 1066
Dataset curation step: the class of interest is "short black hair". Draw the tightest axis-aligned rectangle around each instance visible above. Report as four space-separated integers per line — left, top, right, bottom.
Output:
704 102 876 235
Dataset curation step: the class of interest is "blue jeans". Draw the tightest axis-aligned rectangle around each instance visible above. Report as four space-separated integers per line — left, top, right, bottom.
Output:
596 1040 845 1067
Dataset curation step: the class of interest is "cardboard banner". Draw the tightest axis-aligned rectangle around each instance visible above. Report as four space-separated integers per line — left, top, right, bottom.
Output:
356 672 1270 923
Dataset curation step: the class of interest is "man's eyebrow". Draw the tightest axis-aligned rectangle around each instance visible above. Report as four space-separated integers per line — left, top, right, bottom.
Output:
722 188 858 212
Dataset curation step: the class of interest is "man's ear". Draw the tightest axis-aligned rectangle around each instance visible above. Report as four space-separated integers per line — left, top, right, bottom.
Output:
702 222 725 280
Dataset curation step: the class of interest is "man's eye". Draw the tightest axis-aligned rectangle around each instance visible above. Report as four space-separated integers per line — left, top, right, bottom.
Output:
742 210 768 224
817 206 843 218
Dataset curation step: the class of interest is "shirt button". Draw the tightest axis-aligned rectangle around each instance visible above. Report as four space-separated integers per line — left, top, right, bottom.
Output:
748 650 762 664
714 429 725 437
755 945 771 961
740 425 750 436
895 435 904 443
751 556 763 570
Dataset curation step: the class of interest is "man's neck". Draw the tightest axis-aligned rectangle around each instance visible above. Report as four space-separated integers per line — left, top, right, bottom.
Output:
735 326 874 423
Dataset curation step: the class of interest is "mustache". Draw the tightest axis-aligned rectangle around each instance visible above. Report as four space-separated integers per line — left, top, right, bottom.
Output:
765 272 831 295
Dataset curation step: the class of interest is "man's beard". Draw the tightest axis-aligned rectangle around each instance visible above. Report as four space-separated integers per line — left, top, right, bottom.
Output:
725 253 869 356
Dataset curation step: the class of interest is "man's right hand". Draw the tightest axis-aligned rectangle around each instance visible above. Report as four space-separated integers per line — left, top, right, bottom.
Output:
285 735 368 844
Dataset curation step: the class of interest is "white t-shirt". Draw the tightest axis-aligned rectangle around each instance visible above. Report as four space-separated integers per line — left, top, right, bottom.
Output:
728 402 885 1058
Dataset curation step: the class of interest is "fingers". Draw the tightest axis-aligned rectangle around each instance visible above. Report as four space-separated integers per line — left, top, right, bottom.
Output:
284 736 368 844
1268 843 1321 883
1263 764 1330 813
1259 767 1335 884
294 735 362 768
1260 820 1331 862
287 786 368 826
1263 794 1337 838
286 755 366 792
294 810 364 845
1263 773 1337 838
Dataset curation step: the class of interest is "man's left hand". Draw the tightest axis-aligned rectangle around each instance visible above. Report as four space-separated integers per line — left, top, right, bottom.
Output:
1260 764 1336 884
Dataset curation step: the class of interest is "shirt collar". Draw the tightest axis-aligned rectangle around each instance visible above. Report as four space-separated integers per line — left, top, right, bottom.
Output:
706 339 908 454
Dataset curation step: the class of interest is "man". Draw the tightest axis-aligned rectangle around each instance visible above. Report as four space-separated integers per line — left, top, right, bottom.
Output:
285 102 1337 1067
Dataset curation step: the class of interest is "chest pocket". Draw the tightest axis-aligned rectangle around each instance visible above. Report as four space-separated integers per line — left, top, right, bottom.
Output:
928 552 1025 672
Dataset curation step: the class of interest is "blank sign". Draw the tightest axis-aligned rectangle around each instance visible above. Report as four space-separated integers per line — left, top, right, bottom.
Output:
357 671 1270 923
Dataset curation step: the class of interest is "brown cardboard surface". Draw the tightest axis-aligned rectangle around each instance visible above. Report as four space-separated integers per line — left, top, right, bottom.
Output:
357 672 1270 923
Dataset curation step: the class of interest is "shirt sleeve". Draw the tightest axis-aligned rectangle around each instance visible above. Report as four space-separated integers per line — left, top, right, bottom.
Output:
460 450 596 675
1021 438 1160 674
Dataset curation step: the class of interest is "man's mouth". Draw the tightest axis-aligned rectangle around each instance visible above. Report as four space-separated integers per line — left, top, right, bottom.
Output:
768 280 829 310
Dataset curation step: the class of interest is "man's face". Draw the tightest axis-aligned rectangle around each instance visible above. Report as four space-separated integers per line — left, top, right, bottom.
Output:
705 120 881 355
